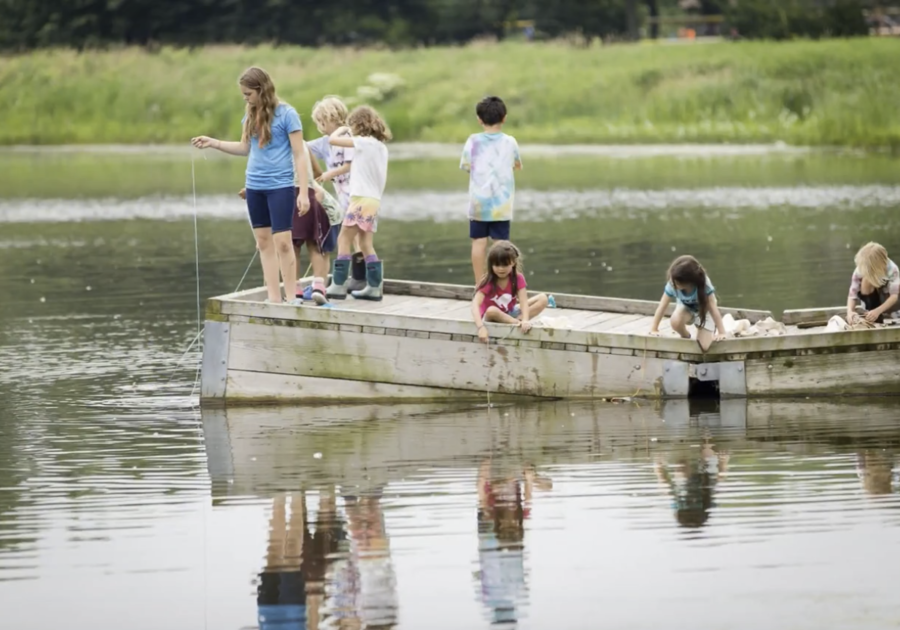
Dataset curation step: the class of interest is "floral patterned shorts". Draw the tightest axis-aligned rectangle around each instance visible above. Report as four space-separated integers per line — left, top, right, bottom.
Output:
343 196 380 233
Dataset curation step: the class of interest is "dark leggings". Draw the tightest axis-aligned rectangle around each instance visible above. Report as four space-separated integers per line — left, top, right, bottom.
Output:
860 290 886 323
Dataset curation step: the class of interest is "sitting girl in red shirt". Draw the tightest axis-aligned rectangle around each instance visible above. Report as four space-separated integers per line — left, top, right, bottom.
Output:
471 241 549 343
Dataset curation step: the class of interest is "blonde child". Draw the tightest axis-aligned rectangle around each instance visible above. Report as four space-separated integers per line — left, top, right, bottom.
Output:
325 106 391 301
471 241 549 344
307 96 367 294
649 255 727 352
847 242 899 324
461 96 522 285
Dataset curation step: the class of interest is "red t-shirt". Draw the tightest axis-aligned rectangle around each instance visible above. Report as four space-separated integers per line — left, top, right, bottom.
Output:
478 273 527 317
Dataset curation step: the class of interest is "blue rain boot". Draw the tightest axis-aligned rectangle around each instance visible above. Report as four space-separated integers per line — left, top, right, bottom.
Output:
351 260 383 301
325 258 351 300
347 252 367 293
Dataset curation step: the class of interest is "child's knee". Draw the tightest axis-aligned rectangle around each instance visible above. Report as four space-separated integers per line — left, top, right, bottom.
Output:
670 311 690 330
471 238 488 253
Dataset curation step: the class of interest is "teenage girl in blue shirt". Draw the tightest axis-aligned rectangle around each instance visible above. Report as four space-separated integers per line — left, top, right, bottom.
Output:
192 66 311 304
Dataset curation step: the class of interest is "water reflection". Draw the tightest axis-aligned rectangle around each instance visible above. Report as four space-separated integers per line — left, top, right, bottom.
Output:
475 459 551 625
196 398 900 630
655 439 729 529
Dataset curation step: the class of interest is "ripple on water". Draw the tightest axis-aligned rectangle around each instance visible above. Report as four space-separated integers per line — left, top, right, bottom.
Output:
2 185 900 224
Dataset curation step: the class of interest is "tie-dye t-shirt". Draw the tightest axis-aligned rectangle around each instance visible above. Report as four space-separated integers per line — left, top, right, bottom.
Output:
460 132 522 222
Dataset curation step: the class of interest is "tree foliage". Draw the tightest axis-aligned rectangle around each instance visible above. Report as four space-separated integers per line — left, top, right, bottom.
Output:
0 0 870 50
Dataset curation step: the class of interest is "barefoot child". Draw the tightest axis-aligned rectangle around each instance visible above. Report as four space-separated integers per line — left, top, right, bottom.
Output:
307 96 367 294
325 106 391 301
192 66 310 305
846 242 899 325
461 96 522 285
471 241 549 344
649 255 727 352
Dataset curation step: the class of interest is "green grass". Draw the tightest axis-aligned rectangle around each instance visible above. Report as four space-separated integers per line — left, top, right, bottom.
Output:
1 38 900 146
4 151 900 199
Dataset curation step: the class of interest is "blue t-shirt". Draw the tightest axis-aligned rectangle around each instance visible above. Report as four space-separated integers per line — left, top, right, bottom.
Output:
244 103 302 190
664 276 716 313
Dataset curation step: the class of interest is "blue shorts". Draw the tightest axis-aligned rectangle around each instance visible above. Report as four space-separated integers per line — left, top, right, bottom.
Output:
470 220 511 241
246 186 295 234
322 224 340 254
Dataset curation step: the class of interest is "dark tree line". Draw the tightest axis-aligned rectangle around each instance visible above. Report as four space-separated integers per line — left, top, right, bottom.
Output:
0 0 870 51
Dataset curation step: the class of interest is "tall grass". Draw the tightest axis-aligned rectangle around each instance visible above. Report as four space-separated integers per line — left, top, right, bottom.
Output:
1 38 899 146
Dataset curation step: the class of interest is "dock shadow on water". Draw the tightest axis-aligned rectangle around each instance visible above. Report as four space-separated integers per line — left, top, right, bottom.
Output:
189 398 900 630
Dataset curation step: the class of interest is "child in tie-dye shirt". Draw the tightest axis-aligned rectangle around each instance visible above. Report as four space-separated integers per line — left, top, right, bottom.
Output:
461 96 522 285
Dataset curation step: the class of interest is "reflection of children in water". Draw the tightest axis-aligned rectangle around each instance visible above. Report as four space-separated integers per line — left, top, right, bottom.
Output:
856 450 898 495
257 489 345 630
338 490 399 630
655 441 729 528
475 459 552 626
257 492 311 630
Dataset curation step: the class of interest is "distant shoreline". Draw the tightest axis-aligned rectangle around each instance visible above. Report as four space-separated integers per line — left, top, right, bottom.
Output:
0 142 818 160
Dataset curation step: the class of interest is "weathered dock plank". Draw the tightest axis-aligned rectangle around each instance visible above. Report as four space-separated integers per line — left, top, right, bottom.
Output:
224 318 668 401
744 348 900 396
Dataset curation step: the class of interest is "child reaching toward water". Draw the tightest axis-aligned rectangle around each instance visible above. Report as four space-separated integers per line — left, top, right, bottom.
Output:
846 242 899 324
325 105 392 301
649 255 727 351
471 241 549 344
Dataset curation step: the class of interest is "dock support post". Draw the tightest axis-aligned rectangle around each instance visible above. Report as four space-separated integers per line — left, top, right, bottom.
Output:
662 361 690 397
200 320 231 403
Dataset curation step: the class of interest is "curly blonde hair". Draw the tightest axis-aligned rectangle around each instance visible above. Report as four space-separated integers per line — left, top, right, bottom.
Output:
239 67 279 148
312 96 349 131
348 105 392 142
854 242 889 288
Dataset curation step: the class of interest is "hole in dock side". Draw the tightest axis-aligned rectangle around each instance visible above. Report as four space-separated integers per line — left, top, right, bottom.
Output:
688 377 720 400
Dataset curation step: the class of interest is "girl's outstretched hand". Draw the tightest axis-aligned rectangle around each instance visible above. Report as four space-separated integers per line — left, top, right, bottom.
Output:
648 329 660 336
478 325 489 343
191 136 216 149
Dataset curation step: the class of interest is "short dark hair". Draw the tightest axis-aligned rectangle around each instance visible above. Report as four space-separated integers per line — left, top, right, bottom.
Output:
476 96 507 126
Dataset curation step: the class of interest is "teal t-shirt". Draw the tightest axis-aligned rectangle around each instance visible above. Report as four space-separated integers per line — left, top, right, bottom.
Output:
244 103 302 190
664 276 716 313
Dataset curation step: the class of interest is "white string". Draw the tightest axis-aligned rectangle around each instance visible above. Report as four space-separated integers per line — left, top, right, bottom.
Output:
192 154 202 340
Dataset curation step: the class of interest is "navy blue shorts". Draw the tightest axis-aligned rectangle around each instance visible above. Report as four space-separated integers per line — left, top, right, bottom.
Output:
322 224 340 254
469 220 511 241
245 186 295 234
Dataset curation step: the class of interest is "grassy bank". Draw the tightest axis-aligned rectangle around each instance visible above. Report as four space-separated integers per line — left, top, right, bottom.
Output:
2 38 899 146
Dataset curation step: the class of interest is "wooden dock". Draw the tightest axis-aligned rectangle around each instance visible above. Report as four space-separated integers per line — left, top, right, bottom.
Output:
200 279 900 404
